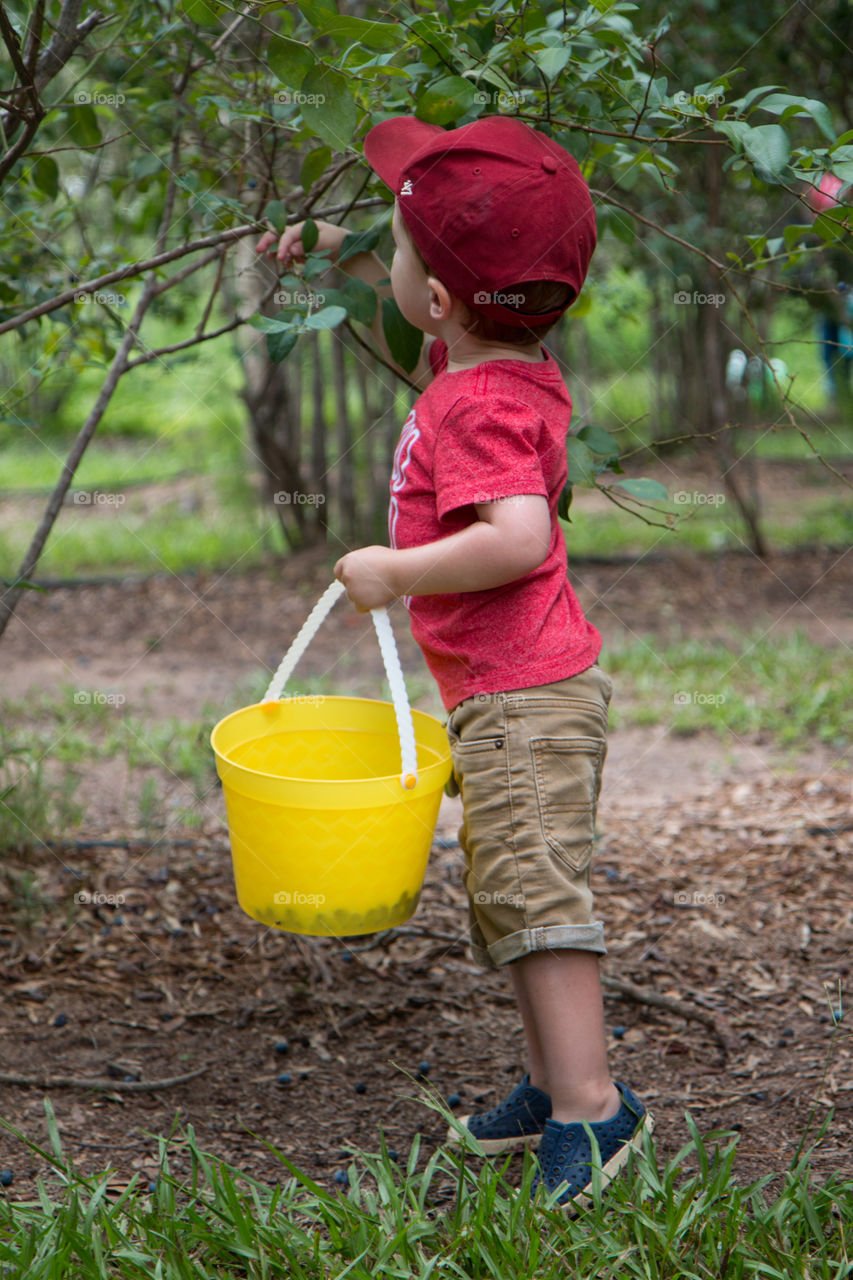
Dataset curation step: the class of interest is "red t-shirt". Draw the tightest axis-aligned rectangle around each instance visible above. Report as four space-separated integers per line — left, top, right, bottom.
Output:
388 338 601 711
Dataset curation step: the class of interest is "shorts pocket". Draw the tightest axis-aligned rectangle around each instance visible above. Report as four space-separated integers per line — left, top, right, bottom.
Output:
447 710 511 849
529 736 605 872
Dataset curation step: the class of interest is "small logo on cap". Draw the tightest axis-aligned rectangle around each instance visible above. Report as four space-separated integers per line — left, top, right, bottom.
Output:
400 179 413 196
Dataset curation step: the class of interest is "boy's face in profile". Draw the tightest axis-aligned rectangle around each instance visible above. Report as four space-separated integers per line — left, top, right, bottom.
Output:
390 199 445 336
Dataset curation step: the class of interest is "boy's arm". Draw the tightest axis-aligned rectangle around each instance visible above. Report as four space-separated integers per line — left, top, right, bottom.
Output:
334 495 552 612
255 220 435 391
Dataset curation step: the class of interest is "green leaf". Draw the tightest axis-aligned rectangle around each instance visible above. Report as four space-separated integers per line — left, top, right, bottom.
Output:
415 75 478 126
614 477 668 500
382 298 423 373
303 12 401 50
65 104 100 148
265 200 286 233
745 233 767 259
712 119 749 150
576 424 620 459
533 46 571 81
754 93 835 143
182 0 221 25
566 437 599 487
558 484 573 522
302 304 347 330
783 223 814 251
814 211 848 242
295 0 339 24
268 36 314 89
32 156 58 198
130 153 163 181
607 208 635 246
268 329 299 363
298 65 358 153
300 145 332 193
729 84 784 114
301 218 319 252
338 225 383 264
741 124 791 178
831 161 853 184
315 279 377 327
248 313 297 334
302 252 333 280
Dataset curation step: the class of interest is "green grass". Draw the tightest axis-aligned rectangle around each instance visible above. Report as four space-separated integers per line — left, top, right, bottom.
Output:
3 458 850 578
0 1091 849 1279
604 628 852 749
1 626 847 855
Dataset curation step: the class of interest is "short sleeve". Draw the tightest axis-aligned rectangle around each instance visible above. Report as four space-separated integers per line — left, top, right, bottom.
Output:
428 338 448 377
432 393 548 521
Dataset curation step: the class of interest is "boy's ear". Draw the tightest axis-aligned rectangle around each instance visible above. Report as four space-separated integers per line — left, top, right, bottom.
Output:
427 275 455 322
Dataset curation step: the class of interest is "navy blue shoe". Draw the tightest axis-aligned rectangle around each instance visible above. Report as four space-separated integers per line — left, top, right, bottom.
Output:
447 1073 552 1153
532 1081 653 1210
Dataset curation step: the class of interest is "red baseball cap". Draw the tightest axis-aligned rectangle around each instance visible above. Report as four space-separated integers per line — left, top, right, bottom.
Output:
363 114 597 328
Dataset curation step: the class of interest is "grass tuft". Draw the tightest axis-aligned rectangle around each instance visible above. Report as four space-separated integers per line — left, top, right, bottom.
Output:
0 1092 849 1279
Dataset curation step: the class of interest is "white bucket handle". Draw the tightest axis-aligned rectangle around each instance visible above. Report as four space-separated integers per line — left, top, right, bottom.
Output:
262 579 419 790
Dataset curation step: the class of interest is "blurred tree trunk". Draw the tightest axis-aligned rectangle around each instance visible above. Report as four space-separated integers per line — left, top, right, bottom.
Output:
231 232 320 548
332 330 355 546
702 133 768 558
310 332 329 541
223 16 324 550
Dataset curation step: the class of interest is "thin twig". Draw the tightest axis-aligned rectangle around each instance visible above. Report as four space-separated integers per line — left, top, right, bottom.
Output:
602 974 737 1054
0 198 387 338
0 1065 210 1091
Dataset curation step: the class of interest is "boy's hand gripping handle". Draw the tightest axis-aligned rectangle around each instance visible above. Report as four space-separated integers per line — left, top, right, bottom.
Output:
262 579 419 790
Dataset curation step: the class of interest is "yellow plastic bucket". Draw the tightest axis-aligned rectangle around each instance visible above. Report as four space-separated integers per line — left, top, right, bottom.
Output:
210 582 453 936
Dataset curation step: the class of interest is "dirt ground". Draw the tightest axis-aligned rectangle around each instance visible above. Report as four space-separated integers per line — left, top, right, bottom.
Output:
0 544 851 1198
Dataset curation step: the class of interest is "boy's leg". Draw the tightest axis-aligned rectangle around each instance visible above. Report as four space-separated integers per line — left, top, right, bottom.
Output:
509 948 620 1124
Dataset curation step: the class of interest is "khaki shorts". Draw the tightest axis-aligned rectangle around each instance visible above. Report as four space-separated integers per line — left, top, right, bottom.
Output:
446 663 613 969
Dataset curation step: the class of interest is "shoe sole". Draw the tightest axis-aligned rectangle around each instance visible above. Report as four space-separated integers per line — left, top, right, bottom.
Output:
446 1114 544 1154
545 1109 656 1215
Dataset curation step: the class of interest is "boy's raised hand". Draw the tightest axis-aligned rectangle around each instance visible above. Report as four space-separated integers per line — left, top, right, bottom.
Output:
255 219 348 267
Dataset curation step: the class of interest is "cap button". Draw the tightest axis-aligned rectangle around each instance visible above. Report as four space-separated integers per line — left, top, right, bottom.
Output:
541 155 558 173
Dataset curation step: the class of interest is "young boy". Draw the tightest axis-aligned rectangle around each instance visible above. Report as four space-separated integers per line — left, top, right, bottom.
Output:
256 114 653 1209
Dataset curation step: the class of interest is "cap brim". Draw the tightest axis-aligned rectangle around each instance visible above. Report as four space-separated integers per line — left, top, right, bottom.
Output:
363 116 447 194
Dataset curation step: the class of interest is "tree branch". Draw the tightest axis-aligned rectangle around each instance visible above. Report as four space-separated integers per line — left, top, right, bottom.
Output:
0 197 388 338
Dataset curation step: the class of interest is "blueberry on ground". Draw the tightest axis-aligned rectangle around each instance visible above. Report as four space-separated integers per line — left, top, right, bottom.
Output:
148 1179 157 1193
277 1073 292 1085
355 1082 366 1094
274 1039 290 1055
612 1026 626 1040
53 1012 68 1028
387 1150 399 1162
333 1169 349 1186
0 1171 12 1187
447 1094 461 1108
417 1060 431 1076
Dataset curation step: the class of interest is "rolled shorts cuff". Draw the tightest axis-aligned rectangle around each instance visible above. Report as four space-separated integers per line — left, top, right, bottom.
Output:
478 921 607 969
